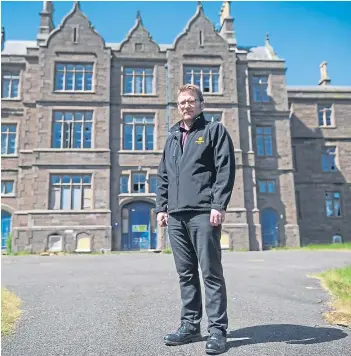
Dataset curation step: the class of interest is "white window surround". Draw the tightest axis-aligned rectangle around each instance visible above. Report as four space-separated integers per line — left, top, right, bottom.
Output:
122 67 155 95
183 66 220 94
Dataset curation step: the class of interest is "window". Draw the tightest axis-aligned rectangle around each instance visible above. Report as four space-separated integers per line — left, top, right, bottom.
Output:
132 173 146 193
199 31 204 46
332 234 343 244
256 126 273 156
318 105 332 126
2 72 20 99
258 180 275 193
204 112 222 123
48 234 63 252
124 68 153 94
135 43 144 52
184 66 219 93
252 76 269 102
322 146 336 172
49 175 92 210
1 124 16 155
149 175 157 193
122 208 129 234
123 114 154 151
325 191 341 217
120 175 129 193
75 232 92 252
55 63 93 91
73 26 79 43
292 146 297 171
1 181 14 195
296 191 302 219
52 111 92 149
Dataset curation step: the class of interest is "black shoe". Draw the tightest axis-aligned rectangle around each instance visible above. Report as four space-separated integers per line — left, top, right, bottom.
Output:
164 322 201 346
205 333 227 355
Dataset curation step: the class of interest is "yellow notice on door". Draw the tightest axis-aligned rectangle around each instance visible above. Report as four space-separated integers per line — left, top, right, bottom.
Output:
132 225 148 232
220 232 230 249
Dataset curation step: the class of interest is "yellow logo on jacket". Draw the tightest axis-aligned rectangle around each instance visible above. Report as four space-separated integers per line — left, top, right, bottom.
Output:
195 136 204 144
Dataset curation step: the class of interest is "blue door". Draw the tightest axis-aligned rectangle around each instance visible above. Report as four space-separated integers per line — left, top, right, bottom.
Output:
121 202 157 251
1 210 12 250
261 208 278 249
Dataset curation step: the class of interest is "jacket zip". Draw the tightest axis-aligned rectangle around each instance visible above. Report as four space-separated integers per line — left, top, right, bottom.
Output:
173 136 180 210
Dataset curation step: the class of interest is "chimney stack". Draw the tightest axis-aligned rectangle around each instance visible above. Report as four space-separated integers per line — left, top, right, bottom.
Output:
1 27 5 51
37 1 55 45
219 2 236 46
319 61 331 86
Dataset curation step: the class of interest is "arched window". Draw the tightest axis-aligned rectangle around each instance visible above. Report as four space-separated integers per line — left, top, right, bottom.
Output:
48 234 63 252
75 232 92 252
332 235 343 244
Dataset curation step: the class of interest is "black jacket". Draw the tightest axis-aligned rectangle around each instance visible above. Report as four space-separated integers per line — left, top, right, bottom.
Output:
156 113 235 215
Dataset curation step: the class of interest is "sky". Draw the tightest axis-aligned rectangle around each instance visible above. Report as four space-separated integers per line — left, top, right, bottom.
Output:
1 0 351 86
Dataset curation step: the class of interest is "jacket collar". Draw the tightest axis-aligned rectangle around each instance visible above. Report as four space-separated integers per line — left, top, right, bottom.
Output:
169 113 206 134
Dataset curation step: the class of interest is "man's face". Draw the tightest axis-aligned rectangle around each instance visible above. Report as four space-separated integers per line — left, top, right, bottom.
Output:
177 90 204 121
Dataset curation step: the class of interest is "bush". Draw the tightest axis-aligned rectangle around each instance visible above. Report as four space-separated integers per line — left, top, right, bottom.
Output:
6 233 12 255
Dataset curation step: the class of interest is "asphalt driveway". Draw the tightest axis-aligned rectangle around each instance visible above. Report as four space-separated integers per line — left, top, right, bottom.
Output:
1 250 350 356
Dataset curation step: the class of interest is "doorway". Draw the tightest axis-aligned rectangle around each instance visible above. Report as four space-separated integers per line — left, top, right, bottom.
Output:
121 201 157 250
261 208 279 249
1 210 12 250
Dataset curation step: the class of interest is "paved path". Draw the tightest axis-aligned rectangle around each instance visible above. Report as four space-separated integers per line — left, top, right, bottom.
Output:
2 251 350 356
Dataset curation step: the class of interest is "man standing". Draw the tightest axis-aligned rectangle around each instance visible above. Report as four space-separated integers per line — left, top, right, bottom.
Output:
156 84 235 355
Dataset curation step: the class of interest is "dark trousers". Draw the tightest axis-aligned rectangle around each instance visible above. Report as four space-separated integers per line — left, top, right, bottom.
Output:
167 211 228 335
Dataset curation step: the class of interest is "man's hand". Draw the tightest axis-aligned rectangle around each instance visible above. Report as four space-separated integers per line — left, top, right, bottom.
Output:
210 209 225 226
157 212 168 227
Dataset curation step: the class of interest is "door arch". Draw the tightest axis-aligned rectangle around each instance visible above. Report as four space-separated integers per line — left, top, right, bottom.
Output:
261 208 279 249
121 201 157 251
1 210 12 250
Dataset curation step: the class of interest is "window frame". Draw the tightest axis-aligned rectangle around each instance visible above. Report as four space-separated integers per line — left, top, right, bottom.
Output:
123 67 154 95
122 113 155 151
321 145 337 172
257 180 275 194
54 63 94 92
52 110 93 149
318 104 334 127
1 71 20 99
149 175 158 194
120 175 129 194
1 180 15 196
1 123 17 155
255 125 273 157
183 66 221 94
295 191 302 220
49 174 93 210
131 172 147 193
252 75 270 103
324 191 342 218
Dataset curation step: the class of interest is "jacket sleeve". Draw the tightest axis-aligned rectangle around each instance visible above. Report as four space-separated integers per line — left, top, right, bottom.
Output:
155 148 168 214
211 123 236 211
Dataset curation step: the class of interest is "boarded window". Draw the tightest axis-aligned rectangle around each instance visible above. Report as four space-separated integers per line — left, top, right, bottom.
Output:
76 232 92 252
48 234 63 252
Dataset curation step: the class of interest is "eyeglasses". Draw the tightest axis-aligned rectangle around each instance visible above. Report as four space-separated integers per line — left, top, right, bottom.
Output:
177 99 199 107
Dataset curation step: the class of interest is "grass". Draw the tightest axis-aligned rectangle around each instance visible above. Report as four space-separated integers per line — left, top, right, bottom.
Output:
315 265 351 327
302 243 351 251
271 243 351 251
1 288 22 336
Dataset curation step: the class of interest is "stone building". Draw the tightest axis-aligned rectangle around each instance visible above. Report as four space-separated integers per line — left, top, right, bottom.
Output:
1 2 350 253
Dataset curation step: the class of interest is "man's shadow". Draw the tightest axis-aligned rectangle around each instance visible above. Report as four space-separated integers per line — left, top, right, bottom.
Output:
225 324 348 350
